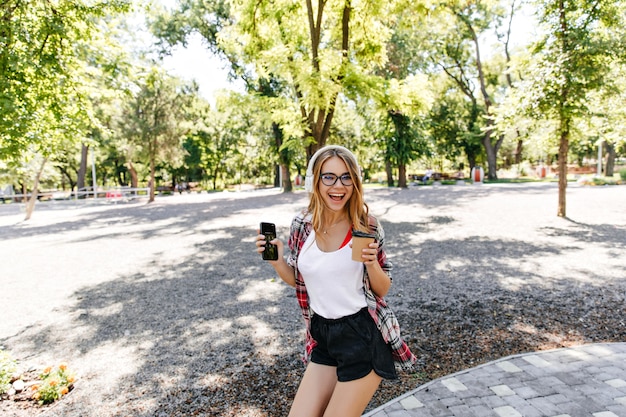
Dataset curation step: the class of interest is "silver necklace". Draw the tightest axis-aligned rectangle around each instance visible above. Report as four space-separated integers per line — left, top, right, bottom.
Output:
323 218 345 234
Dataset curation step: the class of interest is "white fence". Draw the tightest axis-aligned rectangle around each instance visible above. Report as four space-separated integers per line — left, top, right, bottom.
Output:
0 186 150 203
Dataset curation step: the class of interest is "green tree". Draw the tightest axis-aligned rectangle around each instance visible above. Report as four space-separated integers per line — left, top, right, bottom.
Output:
76 13 139 192
584 64 626 177
205 0 401 160
253 76 300 191
189 93 254 190
425 0 510 180
500 0 527 166
372 6 434 188
119 68 196 202
429 83 482 173
151 2 299 190
521 0 623 216
0 0 130 219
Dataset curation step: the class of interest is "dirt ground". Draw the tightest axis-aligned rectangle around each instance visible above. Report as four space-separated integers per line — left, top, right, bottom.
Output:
1 182 625 416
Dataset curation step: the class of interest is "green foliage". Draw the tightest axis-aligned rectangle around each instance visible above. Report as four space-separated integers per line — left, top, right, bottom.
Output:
581 176 623 186
186 93 259 189
0 0 131 163
429 82 482 165
0 0 131 220
118 68 198 196
2 0 625 199
387 112 427 164
0 349 17 395
417 0 514 179
211 0 413 150
32 363 75 405
620 169 626 181
519 0 622 124
507 0 625 215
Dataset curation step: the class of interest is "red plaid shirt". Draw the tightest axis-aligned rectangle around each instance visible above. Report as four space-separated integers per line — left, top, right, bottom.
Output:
286 211 416 371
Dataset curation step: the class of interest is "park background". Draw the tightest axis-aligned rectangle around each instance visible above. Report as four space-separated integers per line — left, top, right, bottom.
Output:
1 0 626 221
2 0 626 414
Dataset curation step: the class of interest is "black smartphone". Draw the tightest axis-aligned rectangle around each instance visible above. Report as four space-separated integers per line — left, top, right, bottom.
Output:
260 222 278 261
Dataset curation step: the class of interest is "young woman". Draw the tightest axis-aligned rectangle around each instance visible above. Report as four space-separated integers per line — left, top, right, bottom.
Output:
255 145 415 417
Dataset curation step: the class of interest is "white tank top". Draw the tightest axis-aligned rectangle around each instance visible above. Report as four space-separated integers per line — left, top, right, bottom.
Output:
298 230 367 319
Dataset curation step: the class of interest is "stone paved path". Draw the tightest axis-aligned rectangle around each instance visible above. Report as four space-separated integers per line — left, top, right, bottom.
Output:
364 343 626 417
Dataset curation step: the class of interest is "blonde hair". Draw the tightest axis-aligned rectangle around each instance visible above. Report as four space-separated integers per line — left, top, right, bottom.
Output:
306 147 370 234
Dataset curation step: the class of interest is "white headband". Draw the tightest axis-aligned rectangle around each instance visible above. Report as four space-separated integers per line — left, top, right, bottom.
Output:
304 145 360 193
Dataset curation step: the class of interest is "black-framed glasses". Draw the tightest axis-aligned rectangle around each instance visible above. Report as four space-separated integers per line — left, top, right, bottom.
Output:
320 172 353 187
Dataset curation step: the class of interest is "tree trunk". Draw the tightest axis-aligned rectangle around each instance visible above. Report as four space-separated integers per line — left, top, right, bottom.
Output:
302 0 349 162
128 161 139 188
557 128 569 218
281 164 292 192
77 143 88 191
483 131 498 180
604 141 615 177
385 161 394 187
467 18 502 180
24 157 48 221
272 122 292 192
514 138 523 165
212 165 219 190
398 164 407 188
503 6 525 169
304 108 333 162
149 149 156 203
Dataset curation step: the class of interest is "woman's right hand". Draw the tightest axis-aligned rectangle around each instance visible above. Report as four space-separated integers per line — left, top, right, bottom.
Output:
254 229 296 287
255 229 284 262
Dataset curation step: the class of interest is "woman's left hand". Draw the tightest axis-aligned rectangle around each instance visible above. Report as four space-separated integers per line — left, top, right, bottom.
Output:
361 241 380 266
361 240 390 297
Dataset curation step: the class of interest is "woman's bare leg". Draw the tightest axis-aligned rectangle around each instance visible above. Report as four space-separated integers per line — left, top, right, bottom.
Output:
288 362 338 417
322 370 382 417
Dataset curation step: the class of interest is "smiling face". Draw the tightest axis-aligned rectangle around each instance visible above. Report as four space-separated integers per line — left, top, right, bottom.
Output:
306 146 368 234
318 156 354 212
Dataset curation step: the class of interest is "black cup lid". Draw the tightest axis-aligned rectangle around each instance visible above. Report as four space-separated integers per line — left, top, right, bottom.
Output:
351 229 376 239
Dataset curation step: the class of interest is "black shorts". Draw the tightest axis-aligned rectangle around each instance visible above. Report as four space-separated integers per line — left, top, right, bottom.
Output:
310 307 397 382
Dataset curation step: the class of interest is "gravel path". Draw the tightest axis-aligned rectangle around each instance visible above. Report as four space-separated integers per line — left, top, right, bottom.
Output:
1 183 625 416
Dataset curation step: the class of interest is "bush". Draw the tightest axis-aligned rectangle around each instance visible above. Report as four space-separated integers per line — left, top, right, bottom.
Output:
579 176 622 186
31 363 75 405
619 169 626 181
0 349 17 395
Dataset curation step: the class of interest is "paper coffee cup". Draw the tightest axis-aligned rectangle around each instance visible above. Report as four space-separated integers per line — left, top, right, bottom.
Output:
351 230 376 262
